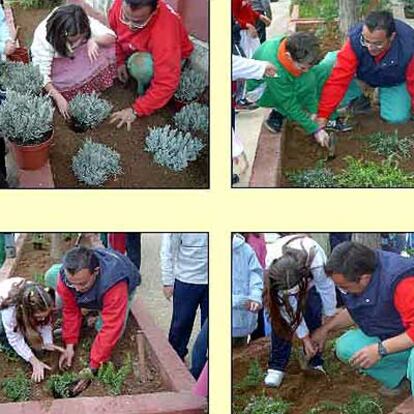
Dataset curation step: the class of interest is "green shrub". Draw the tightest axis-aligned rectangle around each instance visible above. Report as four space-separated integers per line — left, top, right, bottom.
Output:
307 393 382 414
97 353 132 395
173 102 209 135
174 67 207 102
145 125 204 171
361 130 414 159
234 359 264 390
287 161 338 187
337 157 414 187
2 370 31 401
0 91 54 145
0 62 43 96
47 372 78 399
0 343 20 361
242 395 290 414
72 138 122 186
68 93 112 131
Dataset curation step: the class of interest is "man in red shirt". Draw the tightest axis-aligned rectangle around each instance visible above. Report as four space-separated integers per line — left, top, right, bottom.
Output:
317 11 414 127
311 242 414 404
108 0 193 130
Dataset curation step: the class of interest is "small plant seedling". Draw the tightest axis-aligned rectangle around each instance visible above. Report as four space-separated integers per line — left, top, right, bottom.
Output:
2 369 31 401
174 67 207 103
97 353 132 395
287 161 338 187
72 138 122 186
360 130 414 159
0 62 43 96
173 102 209 135
234 359 264 390
47 372 78 399
242 394 290 414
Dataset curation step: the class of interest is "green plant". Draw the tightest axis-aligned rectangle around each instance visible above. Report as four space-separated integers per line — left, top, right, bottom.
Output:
0 343 20 361
242 395 290 414
68 93 112 131
287 161 338 187
294 0 337 20
307 393 382 414
173 102 209 135
0 62 43 96
234 359 264 390
2 369 31 401
47 372 78 399
0 91 54 145
33 273 46 286
174 67 207 102
97 353 132 395
72 138 122 186
336 156 414 187
361 130 414 159
145 125 204 171
323 339 341 376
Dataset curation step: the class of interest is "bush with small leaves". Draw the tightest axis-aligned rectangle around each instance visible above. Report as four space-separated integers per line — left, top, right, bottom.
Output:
174 67 207 103
173 102 209 135
47 372 78 399
97 353 132 395
2 370 31 402
0 91 54 145
307 393 382 414
234 359 264 391
68 93 113 131
0 62 43 96
145 125 204 171
287 161 338 187
72 138 122 186
243 395 290 414
361 130 414 159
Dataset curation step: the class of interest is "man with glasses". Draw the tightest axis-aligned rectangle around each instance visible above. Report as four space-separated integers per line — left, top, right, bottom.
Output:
46 246 140 374
317 11 414 126
246 32 351 147
107 0 193 130
311 242 414 401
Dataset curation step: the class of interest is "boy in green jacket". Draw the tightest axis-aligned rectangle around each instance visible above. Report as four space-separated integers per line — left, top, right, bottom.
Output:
246 33 352 147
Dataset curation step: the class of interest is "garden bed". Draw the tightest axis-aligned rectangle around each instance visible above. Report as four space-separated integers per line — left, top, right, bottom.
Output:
232 336 409 414
11 4 209 189
0 234 206 413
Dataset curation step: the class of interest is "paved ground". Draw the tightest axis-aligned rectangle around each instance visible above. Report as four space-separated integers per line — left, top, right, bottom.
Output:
139 233 202 363
234 0 292 187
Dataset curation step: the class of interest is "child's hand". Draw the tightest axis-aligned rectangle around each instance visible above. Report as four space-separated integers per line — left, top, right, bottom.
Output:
245 300 261 313
4 40 16 56
260 15 272 27
302 336 317 359
246 23 258 38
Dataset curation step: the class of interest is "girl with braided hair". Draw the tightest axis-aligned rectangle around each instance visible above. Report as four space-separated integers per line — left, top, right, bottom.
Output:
263 234 337 387
0 277 64 382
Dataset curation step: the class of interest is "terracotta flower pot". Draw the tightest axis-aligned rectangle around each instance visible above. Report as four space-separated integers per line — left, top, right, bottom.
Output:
8 47 30 64
10 129 54 170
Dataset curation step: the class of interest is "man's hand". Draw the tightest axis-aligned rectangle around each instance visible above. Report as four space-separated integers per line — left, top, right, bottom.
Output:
59 344 75 370
264 62 277 77
87 38 100 62
311 326 329 353
314 128 330 148
117 64 129 83
109 108 137 131
246 23 258 38
29 356 51 383
163 285 174 301
349 344 381 369
245 300 261 313
4 40 16 56
260 15 272 27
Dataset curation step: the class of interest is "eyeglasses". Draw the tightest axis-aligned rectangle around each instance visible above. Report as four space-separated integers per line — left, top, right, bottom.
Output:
359 34 387 50
65 270 96 291
120 4 155 31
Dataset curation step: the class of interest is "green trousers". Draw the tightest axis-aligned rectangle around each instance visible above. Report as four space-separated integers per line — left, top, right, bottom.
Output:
127 52 154 96
336 328 414 392
44 264 136 334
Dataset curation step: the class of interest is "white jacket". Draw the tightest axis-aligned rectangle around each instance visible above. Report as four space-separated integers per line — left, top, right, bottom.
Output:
160 233 208 286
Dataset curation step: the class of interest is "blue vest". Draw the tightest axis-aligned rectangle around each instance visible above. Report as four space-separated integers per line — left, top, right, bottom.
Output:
60 248 140 310
341 250 414 340
349 20 414 87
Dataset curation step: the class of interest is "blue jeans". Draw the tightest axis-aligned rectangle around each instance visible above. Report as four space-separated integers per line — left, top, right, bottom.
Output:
268 286 323 371
191 318 208 379
168 279 208 360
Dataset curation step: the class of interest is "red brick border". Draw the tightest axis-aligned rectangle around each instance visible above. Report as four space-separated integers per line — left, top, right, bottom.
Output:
0 233 207 414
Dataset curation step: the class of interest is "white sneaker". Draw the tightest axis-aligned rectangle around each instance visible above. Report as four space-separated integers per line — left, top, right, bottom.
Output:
311 365 327 375
264 369 285 387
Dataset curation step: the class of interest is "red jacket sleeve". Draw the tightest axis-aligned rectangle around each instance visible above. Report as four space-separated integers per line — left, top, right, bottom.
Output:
108 0 127 67
132 25 191 116
317 40 359 119
394 276 414 342
89 281 129 369
232 0 260 28
406 57 414 113
57 275 82 345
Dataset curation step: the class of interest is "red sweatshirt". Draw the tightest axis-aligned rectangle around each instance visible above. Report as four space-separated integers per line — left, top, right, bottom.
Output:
108 0 194 116
57 277 128 369
317 39 414 119
394 276 414 342
232 0 260 29
108 233 126 254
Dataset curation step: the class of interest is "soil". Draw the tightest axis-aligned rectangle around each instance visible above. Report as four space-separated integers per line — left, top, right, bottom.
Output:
0 234 167 402
12 5 209 189
281 110 414 187
232 336 410 414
